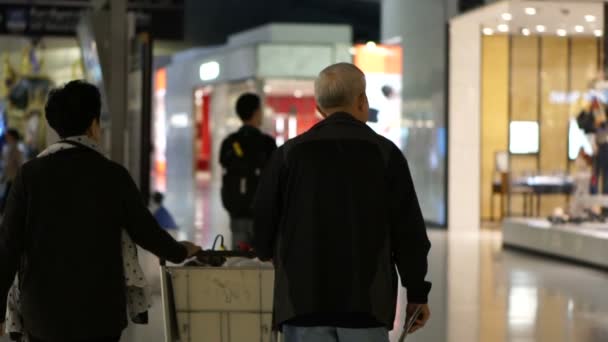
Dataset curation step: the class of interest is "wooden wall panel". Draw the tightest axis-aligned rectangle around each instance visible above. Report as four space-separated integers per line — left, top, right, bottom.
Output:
540 37 569 215
510 36 540 214
481 35 510 220
511 36 540 122
571 38 599 94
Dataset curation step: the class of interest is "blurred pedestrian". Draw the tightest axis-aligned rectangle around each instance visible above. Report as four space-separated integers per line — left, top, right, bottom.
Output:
253 63 432 342
150 191 178 230
0 128 24 213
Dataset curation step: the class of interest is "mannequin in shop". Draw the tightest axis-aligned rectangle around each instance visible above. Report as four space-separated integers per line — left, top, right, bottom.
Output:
592 100 608 194
570 148 593 218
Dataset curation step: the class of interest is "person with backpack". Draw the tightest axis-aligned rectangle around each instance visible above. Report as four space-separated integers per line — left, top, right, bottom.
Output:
220 93 277 250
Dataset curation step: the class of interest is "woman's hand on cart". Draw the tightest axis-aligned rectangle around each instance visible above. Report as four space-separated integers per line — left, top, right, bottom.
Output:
180 241 202 258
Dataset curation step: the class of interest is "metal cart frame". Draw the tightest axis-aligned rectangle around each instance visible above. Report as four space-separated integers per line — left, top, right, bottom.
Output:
160 252 279 342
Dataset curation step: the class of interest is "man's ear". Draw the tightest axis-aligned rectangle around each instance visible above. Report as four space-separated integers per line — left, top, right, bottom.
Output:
316 105 328 118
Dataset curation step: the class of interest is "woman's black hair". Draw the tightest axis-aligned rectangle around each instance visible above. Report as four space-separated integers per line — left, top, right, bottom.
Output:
45 80 101 138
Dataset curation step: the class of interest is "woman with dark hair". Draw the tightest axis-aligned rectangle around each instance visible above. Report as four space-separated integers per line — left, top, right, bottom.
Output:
0 80 200 342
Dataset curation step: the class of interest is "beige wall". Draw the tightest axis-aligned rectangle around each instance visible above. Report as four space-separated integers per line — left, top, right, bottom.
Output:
480 35 600 220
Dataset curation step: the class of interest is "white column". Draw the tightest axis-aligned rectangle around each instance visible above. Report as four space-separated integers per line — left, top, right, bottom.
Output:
448 16 482 232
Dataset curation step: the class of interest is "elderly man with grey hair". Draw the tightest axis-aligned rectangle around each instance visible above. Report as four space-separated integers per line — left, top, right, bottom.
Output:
253 63 431 342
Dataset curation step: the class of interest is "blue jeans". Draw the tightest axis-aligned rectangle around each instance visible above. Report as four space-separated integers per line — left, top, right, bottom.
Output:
283 326 389 342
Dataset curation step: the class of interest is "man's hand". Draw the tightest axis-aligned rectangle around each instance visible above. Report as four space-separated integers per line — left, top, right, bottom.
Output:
180 241 201 258
406 303 431 334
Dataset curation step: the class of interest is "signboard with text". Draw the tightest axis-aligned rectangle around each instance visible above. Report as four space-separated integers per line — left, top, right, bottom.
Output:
0 5 182 39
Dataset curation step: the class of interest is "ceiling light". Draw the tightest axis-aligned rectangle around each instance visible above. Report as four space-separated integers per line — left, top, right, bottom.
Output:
557 29 567 37
585 15 596 23
522 28 531 36
483 27 494 36
498 24 509 33
595 29 603 37
263 85 272 93
575 25 584 33
294 90 303 98
502 13 513 21
199 61 220 81
366 41 377 49
536 25 546 33
525 7 537 16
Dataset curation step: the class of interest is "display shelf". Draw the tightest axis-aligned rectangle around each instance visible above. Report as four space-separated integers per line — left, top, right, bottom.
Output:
503 217 608 269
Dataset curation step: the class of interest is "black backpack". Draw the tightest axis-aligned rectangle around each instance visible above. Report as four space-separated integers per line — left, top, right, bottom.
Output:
221 131 271 218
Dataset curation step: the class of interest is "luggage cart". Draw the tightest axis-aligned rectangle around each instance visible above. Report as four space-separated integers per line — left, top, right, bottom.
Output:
160 251 279 342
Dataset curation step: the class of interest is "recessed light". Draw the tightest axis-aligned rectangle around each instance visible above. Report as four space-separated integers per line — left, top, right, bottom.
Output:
525 7 537 16
536 25 546 33
585 15 596 23
483 27 494 36
522 28 531 36
595 29 603 37
498 24 509 33
502 13 513 21
557 29 567 37
575 25 584 33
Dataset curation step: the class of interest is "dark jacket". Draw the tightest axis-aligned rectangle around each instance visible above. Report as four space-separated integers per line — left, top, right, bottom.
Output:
253 112 431 329
220 125 277 218
0 146 187 341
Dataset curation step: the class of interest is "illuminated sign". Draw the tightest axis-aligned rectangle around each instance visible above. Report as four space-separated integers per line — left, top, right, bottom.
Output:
199 61 220 81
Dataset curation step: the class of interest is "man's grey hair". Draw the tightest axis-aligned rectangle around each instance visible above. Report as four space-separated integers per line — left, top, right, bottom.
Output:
315 63 366 111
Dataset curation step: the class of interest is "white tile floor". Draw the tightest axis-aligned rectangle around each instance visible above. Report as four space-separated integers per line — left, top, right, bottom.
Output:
116 230 608 342
3 174 608 342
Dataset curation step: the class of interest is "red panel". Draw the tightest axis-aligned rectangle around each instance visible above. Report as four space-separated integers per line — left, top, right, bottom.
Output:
265 96 320 135
198 94 211 171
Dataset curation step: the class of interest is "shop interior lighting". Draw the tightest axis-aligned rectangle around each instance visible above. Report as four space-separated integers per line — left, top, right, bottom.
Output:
525 7 537 16
595 29 603 37
522 28 531 36
502 13 513 21
498 24 509 33
263 85 272 93
575 25 584 33
482 27 494 35
294 90 303 98
366 41 377 49
585 15 596 23
557 29 567 37
536 25 546 33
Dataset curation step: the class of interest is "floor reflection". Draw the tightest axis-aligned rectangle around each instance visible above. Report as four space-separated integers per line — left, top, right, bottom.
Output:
4 173 608 342
153 174 608 342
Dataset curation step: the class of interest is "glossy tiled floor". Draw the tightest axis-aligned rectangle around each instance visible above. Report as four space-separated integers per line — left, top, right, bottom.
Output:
115 230 608 342
3 175 608 342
